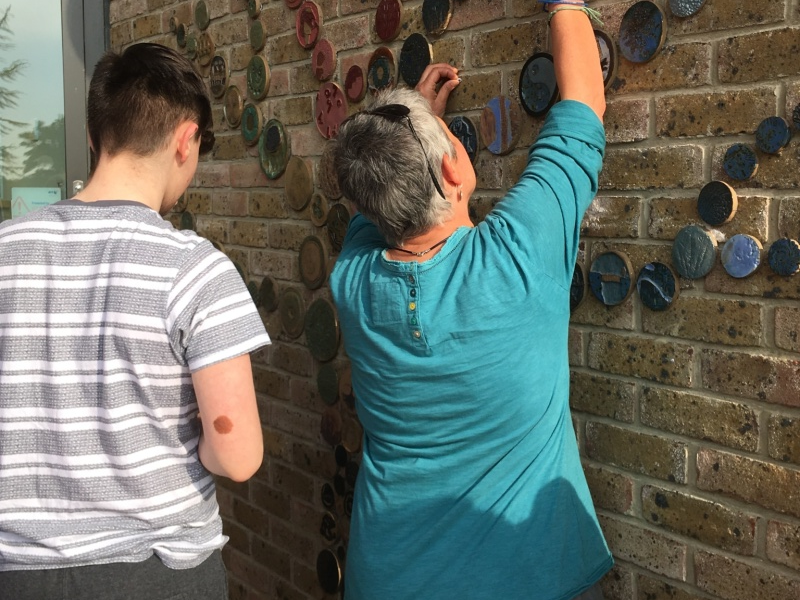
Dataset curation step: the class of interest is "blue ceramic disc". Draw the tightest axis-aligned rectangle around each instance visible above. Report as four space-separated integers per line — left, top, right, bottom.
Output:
755 116 792 155
367 47 395 94
399 33 432 88
570 262 586 312
723 144 758 181
241 103 263 146
619 1 666 64
768 238 800 277
672 225 717 279
793 104 800 131
669 0 705 18
697 180 737 226
589 251 634 306
479 96 521 156
448 116 479 164
637 262 678 311
721 234 762 279
594 29 617 90
519 52 558 117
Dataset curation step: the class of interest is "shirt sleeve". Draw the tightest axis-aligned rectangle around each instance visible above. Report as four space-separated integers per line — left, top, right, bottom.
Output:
482 100 606 288
167 241 271 371
341 212 386 252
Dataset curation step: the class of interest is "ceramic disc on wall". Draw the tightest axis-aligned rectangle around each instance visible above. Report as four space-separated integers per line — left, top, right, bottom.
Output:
259 276 279 312
636 262 678 311
241 103 263 146
279 287 305 338
321 482 336 508
422 0 453 36
519 52 558 117
169 16 179 33
194 0 210 30
305 298 340 362
669 0 705 17
312 38 337 81
367 47 396 94
589 251 634 307
180 211 195 231
247 0 262 18
286 0 302 8
310 193 330 227
247 55 271 100
341 416 362 454
299 235 328 289
319 142 343 200
285 156 314 212
448 116 479 164
327 203 351 254
321 406 342 446
334 444 348 468
320 511 338 542
174 194 188 213
317 363 340 406
176 22 187 47
619 1 667 64
339 364 355 409
570 262 587 312
755 116 792 155
399 33 432 88
259 118 291 179
223 85 243 128
480 96 521 156
672 224 717 279
315 82 348 139
247 280 260 304
594 28 618 90
196 32 215 67
721 234 762 279
231 261 248 284
209 55 228 98
697 180 738 227
767 238 800 277
793 104 800 131
316 549 342 594
723 143 758 181
375 0 402 42
249 19 266 51
296 1 321 49
345 64 367 103
186 35 198 60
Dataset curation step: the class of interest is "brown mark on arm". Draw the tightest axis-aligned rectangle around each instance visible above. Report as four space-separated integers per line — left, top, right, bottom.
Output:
213 415 234 434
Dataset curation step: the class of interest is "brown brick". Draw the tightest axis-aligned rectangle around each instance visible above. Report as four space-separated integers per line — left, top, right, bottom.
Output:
268 32 311 65
700 349 800 407
271 402 319 441
668 0 786 35
719 27 800 84
604 99 650 144
611 43 712 95
695 551 800 600
211 15 249 46
110 22 134 48
291 561 324 597
571 292 635 331
263 428 292 462
568 327 584 367
250 250 296 280
233 497 270 537
231 220 269 247
212 132 249 161
445 71 503 113
222 517 251 554
254 366 291 399
767 520 800 571
270 519 317 565
272 342 313 377
470 22 547 68
586 422 688 483
226 548 273 592
704 261 800 300
259 4 294 38
637 574 708 600
186 190 212 213
641 485 756 555
768 414 800 466
269 222 314 252
640 386 758 452
272 461 314 502
249 190 289 219
599 514 687 580
580 196 641 239
213 190 248 216
324 15 370 52
588 332 694 388
656 87 776 138
775 306 800 353
194 162 231 187
431 36 466 70
583 464 634 515
778 197 800 240
340 0 378 16
251 535 291 577
570 372 636 422
132 14 161 39
291 440 336 480
271 97 313 126
599 146 704 191
712 139 800 190
696 449 800 518
230 44 253 72
110 0 147 21
449 0 505 30
642 297 763 347
196 216 229 245
648 195 769 241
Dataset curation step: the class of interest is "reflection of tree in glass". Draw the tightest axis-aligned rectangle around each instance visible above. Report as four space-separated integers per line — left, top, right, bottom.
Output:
18 115 66 184
0 6 26 179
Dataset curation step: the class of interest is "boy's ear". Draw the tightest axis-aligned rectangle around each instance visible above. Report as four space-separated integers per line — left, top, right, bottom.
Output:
176 122 199 163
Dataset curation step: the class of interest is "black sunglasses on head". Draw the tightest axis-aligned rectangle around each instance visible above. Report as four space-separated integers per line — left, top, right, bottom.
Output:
199 129 215 155
356 104 447 200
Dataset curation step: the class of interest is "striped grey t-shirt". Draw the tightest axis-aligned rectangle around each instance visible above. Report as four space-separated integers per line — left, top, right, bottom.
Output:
0 200 270 571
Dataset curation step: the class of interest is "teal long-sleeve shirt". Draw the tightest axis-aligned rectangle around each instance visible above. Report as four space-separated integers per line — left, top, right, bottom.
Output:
329 100 612 600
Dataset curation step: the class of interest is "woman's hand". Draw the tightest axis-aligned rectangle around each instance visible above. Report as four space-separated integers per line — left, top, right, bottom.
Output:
414 63 460 118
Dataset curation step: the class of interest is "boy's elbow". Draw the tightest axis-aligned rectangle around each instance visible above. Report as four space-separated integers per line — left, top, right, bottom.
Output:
225 452 263 482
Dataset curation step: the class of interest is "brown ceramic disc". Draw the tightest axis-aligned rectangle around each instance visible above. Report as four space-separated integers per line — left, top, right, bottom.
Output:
285 156 314 211
286 0 302 8
367 46 396 94
296 1 321 49
375 0 402 42
326 203 351 254
279 287 305 338
341 415 363 453
259 276 279 312
194 0 210 30
174 193 189 213
299 235 328 289
319 142 343 200
247 55 271 100
196 31 215 67
344 64 367 104
186 35 198 60
317 362 340 406
594 28 618 91
339 364 355 409
169 16 179 33
316 549 342 594
315 82 348 139
247 0 262 18
312 38 337 81
422 0 453 36
259 119 291 179
310 193 330 227
305 297 340 362
250 19 266 52
223 85 243 128
480 95 521 156
209 55 228 98
180 211 195 231
320 511 338 542
320 406 343 447
176 22 188 47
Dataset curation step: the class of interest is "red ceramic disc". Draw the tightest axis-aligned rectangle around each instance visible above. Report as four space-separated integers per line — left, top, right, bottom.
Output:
312 38 336 81
315 82 348 139
344 64 366 103
375 0 402 42
296 1 321 49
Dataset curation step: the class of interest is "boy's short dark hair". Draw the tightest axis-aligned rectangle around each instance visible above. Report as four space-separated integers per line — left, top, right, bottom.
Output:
87 43 212 157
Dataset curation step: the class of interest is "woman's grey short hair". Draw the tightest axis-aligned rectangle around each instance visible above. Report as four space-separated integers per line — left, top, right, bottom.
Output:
332 88 455 247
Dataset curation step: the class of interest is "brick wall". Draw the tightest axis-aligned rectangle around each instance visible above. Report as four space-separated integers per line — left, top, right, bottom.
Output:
107 0 800 598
